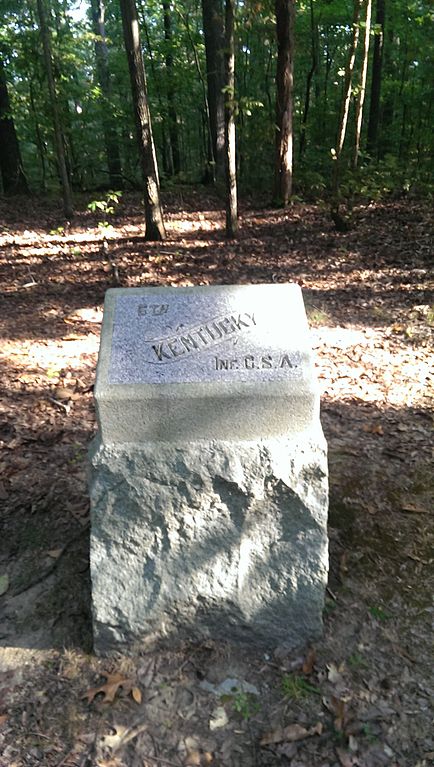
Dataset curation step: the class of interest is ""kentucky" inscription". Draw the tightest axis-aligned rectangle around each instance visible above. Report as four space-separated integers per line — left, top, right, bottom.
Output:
150 311 256 363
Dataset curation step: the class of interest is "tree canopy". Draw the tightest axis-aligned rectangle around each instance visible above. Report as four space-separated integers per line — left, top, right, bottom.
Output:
1 0 433 204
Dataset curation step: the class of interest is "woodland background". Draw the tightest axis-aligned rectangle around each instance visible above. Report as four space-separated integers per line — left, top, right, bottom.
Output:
1 0 433 224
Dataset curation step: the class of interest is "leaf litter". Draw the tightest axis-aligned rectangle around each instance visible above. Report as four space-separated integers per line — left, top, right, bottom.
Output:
0 191 433 766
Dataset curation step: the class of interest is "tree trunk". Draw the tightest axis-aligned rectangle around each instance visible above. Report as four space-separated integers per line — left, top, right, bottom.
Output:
352 0 372 168
366 0 385 157
330 0 362 229
119 0 165 241
274 0 295 206
0 58 29 195
201 0 225 182
181 10 214 183
141 9 171 173
36 0 73 218
162 0 181 175
299 0 316 158
90 0 123 187
224 0 237 236
29 80 46 192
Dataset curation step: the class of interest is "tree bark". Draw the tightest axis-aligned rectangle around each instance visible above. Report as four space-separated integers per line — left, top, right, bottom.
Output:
330 0 362 228
0 58 29 195
274 0 295 206
352 0 372 169
36 0 73 218
366 0 385 157
299 0 317 158
119 0 165 241
90 0 123 187
201 0 225 182
181 10 214 183
162 0 181 175
224 0 237 236
29 80 46 192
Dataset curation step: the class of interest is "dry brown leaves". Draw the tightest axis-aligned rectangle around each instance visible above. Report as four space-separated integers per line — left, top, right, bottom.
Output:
83 672 141 705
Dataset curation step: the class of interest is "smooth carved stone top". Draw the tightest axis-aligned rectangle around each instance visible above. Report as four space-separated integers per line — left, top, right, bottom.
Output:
95 284 320 442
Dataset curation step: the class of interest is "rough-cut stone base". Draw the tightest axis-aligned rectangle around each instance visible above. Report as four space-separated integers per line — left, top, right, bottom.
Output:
89 430 328 655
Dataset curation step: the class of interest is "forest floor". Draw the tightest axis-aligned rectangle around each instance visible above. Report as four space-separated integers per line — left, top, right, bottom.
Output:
0 189 433 767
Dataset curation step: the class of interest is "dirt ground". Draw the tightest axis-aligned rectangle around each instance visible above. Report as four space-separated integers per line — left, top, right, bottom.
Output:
0 189 433 767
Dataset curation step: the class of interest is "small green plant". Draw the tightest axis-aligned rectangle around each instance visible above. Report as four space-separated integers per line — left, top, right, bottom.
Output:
369 605 390 622
281 674 320 699
361 723 378 743
50 225 65 236
87 190 122 228
231 691 260 720
324 599 337 614
348 652 368 669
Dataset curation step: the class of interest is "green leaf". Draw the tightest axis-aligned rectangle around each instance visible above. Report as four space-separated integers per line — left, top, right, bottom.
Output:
0 575 9 596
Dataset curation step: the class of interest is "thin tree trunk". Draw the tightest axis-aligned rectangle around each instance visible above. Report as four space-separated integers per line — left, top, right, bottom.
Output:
162 0 181 175
140 9 170 172
119 0 165 241
352 0 372 168
36 0 73 218
331 0 362 228
90 0 122 187
29 80 46 192
224 0 237 236
0 58 29 195
322 38 338 138
274 0 295 206
180 10 215 183
366 0 385 156
299 0 317 158
201 0 225 183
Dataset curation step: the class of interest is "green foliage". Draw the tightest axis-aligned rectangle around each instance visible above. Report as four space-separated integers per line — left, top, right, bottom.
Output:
87 190 122 227
368 605 390 622
0 0 432 198
231 691 261 720
348 652 368 669
281 674 320 699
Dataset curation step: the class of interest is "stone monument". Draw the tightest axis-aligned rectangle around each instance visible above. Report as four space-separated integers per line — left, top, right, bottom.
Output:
89 283 328 654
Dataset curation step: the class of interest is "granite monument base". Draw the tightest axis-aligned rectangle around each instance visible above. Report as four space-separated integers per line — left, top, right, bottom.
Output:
89 428 328 655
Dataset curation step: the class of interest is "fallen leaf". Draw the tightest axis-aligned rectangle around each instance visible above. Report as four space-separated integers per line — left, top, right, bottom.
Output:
336 747 358 766
332 697 347 732
184 750 201 766
260 721 322 746
0 575 9 596
83 672 133 704
327 663 345 685
362 423 384 435
302 647 316 674
47 548 63 559
401 503 429 514
209 706 229 730
131 686 142 704
0 714 8 728
53 386 72 401
339 552 349 580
